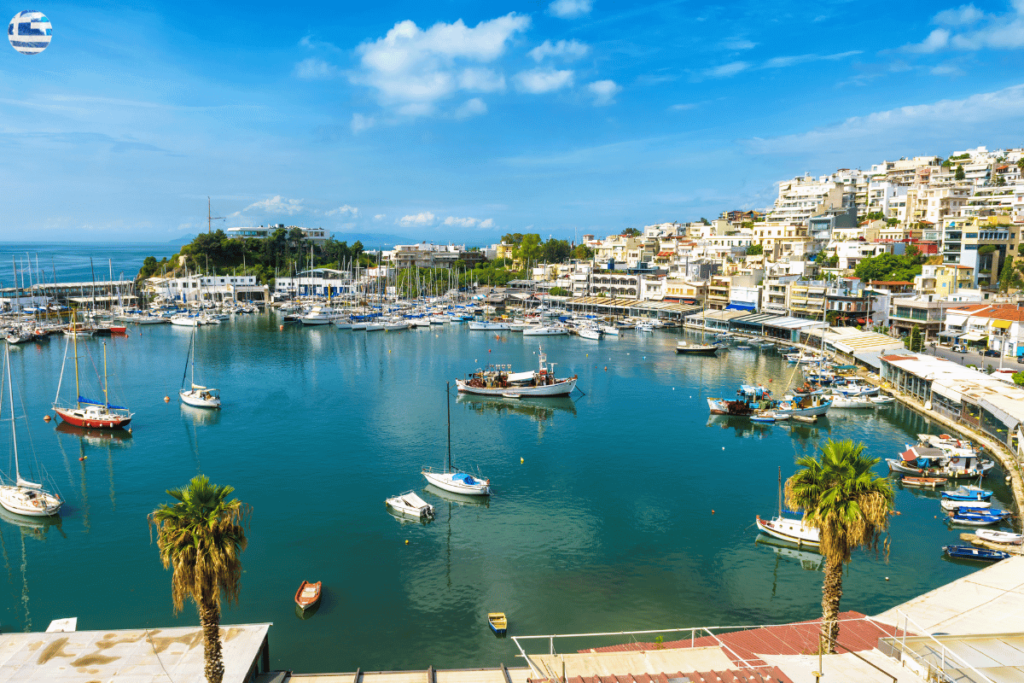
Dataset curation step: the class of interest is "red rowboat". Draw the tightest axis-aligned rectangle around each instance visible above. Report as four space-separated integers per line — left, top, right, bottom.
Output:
295 581 321 610
902 476 948 488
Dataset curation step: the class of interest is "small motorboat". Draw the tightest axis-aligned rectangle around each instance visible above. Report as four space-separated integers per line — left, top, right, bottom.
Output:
870 396 895 406
385 491 435 519
942 485 993 502
295 580 322 611
975 529 1024 545
901 476 947 488
940 499 991 511
501 392 521 399
950 510 1010 526
488 612 508 636
944 545 1010 562
791 415 818 425
751 412 776 424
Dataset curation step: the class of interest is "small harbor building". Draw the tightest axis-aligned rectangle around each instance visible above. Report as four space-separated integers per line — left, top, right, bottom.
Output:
146 275 269 303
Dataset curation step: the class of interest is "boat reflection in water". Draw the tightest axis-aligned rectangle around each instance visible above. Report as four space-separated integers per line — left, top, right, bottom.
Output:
55 421 133 447
386 507 434 526
0 505 65 633
706 414 831 440
755 536 823 571
456 394 576 422
181 403 223 427
0 505 66 541
424 485 491 509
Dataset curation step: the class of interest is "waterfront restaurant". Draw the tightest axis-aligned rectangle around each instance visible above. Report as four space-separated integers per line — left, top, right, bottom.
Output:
727 312 826 342
879 353 1024 455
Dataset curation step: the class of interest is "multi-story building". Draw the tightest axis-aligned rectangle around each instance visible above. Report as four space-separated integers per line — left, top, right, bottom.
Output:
914 263 975 297
767 174 853 225
706 275 731 310
788 281 827 320
889 295 965 340
663 278 707 304
226 224 330 245
825 278 880 326
944 303 1024 357
385 243 483 269
941 215 1017 287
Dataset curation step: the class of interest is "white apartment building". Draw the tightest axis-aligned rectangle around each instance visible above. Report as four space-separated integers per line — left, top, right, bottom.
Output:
226 224 330 245
148 274 268 302
916 184 973 224
384 243 482 268
767 174 852 225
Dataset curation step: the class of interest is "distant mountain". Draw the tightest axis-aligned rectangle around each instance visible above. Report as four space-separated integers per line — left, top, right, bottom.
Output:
169 234 196 245
330 232 409 249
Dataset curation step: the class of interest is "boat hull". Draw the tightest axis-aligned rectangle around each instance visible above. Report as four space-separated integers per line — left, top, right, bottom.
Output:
456 377 576 397
0 485 62 517
180 389 221 409
676 345 719 356
755 515 820 547
422 470 490 496
53 407 132 430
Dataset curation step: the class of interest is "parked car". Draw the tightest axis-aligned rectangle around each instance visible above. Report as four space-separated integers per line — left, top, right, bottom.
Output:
983 349 999 358
952 345 966 353
1018 355 1024 365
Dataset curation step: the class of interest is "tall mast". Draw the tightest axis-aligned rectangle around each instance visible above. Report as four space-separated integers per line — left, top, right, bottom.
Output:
103 341 109 409
777 466 782 518
73 310 80 409
6 345 20 485
446 381 452 473
191 328 196 388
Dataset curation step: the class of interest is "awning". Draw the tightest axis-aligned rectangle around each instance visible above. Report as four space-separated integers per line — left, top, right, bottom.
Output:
726 303 756 311
961 332 986 342
938 330 960 338
992 320 1012 330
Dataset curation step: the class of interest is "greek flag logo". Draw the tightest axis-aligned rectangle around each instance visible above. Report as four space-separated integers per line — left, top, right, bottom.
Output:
8 10 52 55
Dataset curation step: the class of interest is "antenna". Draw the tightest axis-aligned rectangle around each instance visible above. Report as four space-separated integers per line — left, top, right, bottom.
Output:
207 197 225 234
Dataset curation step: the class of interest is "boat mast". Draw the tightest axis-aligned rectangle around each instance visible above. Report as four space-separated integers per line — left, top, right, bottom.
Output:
777 466 782 518
191 328 196 388
5 345 20 486
446 381 452 474
103 341 109 409
73 309 80 409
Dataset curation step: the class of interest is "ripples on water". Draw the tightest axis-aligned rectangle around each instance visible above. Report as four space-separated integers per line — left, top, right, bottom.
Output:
0 318 1006 672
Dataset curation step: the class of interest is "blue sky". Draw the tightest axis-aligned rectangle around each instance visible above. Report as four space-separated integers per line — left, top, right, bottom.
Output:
2 0 1024 245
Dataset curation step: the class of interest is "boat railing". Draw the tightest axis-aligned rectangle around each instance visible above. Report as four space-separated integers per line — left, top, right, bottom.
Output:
510 614 895 680
876 609 996 683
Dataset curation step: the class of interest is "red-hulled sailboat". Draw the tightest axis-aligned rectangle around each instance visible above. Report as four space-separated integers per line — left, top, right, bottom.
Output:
52 327 133 430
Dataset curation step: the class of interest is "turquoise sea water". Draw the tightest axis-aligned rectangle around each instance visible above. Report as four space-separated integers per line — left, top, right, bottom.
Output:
0 243 173 285
0 314 1012 673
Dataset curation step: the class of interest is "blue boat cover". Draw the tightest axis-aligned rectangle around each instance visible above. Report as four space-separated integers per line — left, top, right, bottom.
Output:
79 396 127 410
453 473 478 485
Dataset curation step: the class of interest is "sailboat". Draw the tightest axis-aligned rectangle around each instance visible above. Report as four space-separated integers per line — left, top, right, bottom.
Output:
0 345 63 517
754 467 820 548
52 331 133 430
422 382 491 496
179 327 221 409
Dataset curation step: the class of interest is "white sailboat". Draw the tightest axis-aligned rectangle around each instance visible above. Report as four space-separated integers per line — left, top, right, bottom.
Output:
755 467 819 548
422 382 490 496
0 345 62 517
179 327 220 409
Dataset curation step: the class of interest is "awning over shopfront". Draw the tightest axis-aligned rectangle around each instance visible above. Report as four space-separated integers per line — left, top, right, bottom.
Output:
992 320 1012 330
937 330 961 338
726 302 756 312
961 332 986 342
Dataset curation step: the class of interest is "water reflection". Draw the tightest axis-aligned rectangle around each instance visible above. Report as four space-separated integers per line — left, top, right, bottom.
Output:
457 394 577 422
55 421 134 447
755 536 823 569
386 508 434 526
0 508 64 633
423 485 491 509
180 403 222 426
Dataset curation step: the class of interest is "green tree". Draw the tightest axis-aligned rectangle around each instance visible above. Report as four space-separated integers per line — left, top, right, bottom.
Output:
548 286 570 296
501 233 525 246
622 227 642 237
1012 371 1024 386
746 244 763 256
149 476 250 683
785 440 894 653
905 324 924 352
515 234 544 266
542 238 572 263
571 244 594 260
955 165 966 181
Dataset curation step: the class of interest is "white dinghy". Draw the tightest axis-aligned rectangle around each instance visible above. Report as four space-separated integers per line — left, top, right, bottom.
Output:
386 491 434 519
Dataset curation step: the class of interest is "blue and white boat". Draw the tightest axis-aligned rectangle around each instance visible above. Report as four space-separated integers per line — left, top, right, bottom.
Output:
942 485 993 502
950 510 1010 526
944 545 1010 561
422 382 490 497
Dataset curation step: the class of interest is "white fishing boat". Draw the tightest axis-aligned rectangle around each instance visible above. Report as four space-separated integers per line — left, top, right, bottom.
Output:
600 325 619 336
0 345 62 517
869 395 895 406
468 320 510 331
522 324 566 336
365 321 385 331
300 306 343 325
457 347 577 397
385 491 435 519
578 327 601 340
940 499 991 511
828 394 875 410
383 319 410 331
179 327 221 409
422 382 490 496
887 442 994 479
975 529 1023 545
170 314 200 327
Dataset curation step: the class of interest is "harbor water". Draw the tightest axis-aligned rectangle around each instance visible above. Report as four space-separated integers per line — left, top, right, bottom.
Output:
0 253 1012 673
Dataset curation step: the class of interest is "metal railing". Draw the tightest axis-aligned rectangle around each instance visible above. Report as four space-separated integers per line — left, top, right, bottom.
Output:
881 610 996 683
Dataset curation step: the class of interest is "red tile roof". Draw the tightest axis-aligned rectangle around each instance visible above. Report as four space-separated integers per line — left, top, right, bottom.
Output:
952 303 1024 322
551 668 794 683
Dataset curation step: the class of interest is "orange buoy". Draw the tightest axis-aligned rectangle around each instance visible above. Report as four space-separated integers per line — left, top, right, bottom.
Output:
280 325 284 331
164 396 170 403
711 510 715 514
43 415 51 422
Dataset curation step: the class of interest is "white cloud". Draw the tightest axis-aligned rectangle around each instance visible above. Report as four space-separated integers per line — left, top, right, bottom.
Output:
232 196 304 218
351 113 376 134
905 2 1024 52
454 98 488 119
514 68 575 93
931 63 965 76
934 4 985 26
705 61 749 78
587 79 621 106
669 103 697 111
294 58 339 80
746 83 1024 156
528 39 590 62
444 216 481 227
723 39 756 50
326 204 359 217
398 211 437 227
373 214 387 221
549 0 593 19
478 218 495 229
761 51 861 69
351 13 529 117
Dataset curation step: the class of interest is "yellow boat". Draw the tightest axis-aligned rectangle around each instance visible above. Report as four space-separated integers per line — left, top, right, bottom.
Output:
488 612 507 636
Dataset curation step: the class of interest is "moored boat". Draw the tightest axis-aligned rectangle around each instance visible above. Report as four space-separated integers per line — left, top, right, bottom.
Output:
942 485 993 501
294 581 322 610
488 612 508 636
940 499 991 511
422 381 491 497
52 335 133 430
457 347 576 398
944 545 1010 561
949 509 1010 526
901 476 947 488
676 340 719 356
755 514 820 547
975 529 1024 545
385 490 435 518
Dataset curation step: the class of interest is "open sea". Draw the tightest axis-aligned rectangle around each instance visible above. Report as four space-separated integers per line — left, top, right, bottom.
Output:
0 243 1012 673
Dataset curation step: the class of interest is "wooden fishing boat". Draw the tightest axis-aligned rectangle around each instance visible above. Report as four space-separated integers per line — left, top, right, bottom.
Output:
949 510 1010 526
488 612 507 636
944 545 1010 562
294 581 322 610
901 476 947 488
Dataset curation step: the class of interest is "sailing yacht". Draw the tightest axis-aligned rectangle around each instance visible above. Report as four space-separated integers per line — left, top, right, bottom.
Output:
755 468 819 548
422 382 491 496
179 327 221 409
52 332 133 429
0 346 62 517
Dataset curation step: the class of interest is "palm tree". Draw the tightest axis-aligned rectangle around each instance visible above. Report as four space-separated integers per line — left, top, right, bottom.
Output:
149 475 249 683
785 439 894 654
